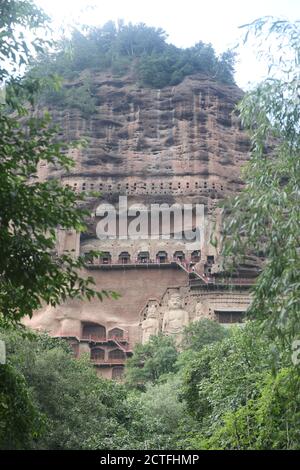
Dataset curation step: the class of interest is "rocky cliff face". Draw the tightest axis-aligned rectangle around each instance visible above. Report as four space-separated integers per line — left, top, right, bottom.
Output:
38 71 250 208
26 71 256 379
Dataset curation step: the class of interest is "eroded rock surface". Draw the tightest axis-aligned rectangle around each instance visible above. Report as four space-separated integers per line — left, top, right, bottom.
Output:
38 71 249 207
25 71 255 379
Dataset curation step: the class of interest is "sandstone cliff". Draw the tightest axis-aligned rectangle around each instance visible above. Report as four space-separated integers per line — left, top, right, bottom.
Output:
38 71 250 208
25 71 256 379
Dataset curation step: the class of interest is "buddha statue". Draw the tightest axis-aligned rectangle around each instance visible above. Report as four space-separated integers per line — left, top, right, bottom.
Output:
162 293 189 343
141 303 160 344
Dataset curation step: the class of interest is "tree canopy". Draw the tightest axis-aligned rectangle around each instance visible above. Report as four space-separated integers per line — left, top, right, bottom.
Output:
125 333 178 389
222 18 300 349
29 20 236 101
2 318 299 450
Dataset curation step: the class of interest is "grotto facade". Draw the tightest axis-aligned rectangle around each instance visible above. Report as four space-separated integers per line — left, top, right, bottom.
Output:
24 71 258 379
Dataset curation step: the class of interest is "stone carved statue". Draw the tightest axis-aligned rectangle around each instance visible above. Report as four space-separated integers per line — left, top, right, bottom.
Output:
141 303 160 344
162 294 189 343
194 300 214 321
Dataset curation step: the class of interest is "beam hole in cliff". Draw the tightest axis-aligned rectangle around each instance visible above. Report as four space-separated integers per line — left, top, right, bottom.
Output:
82 322 106 341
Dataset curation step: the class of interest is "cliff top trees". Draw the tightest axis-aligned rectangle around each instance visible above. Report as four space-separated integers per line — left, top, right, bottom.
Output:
29 20 236 94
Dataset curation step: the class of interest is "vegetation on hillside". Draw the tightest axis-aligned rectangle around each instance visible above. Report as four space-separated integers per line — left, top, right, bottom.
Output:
27 20 236 112
31 21 236 87
1 320 299 450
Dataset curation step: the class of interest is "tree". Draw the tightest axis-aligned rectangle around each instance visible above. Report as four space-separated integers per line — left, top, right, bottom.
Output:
214 49 236 84
180 322 274 422
178 321 300 449
0 0 48 83
198 368 300 450
125 334 178 389
29 20 236 94
222 18 300 349
0 1 116 327
181 318 228 352
0 363 43 449
126 375 193 449
115 22 167 57
0 327 134 450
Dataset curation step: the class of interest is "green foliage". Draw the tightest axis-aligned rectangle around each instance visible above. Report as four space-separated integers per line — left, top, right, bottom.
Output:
37 73 97 116
222 18 300 347
181 318 228 352
198 368 300 450
180 322 278 423
123 319 300 450
178 321 300 450
137 42 236 88
0 363 44 449
214 49 237 84
0 1 116 327
0 0 49 83
125 334 178 389
113 21 167 58
1 319 299 450
126 375 194 449
29 21 236 96
0 328 132 449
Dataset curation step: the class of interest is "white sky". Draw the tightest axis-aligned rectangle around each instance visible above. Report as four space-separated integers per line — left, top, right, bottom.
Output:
35 0 299 90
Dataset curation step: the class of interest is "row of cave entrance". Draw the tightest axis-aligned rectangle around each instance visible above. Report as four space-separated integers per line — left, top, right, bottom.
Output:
84 250 204 265
81 323 127 342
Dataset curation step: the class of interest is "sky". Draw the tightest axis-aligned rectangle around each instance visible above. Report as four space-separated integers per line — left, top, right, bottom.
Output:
35 0 299 89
